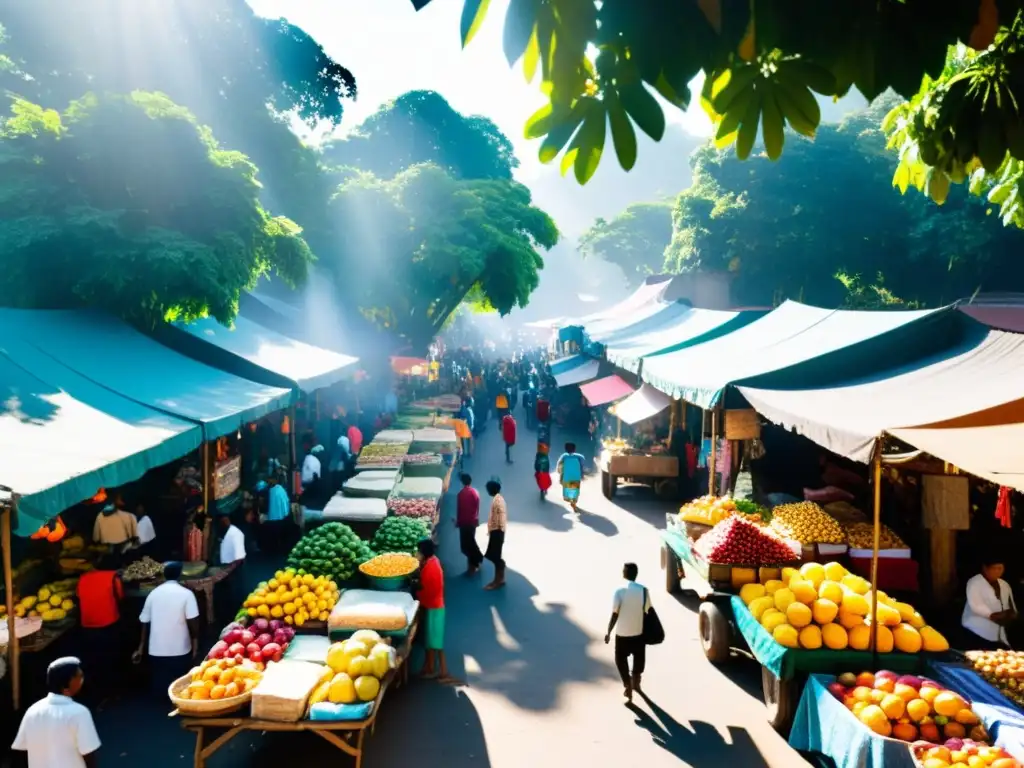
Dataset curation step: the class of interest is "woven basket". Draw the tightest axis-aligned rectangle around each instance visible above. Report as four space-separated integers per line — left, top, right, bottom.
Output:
167 672 252 716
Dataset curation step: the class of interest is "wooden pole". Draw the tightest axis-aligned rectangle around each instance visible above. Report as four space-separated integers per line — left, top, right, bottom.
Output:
869 439 882 657
201 441 212 562
3 506 20 710
289 405 297 469
709 407 719 496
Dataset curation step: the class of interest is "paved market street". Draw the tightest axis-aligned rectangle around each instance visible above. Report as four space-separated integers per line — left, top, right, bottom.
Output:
93 420 807 767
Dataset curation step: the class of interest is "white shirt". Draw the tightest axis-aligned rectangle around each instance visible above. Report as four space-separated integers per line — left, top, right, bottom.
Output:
301 454 321 485
136 515 156 545
962 574 1015 644
220 524 246 565
613 581 652 638
336 435 351 454
12 693 101 767
139 581 199 657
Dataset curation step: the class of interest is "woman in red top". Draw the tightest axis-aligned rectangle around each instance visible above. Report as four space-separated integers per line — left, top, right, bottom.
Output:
501 412 517 463
416 539 457 683
77 554 125 704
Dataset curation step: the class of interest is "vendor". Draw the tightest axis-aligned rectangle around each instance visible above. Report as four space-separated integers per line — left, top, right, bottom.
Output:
962 555 1018 650
259 476 294 554
92 500 138 552
216 512 247 624
134 503 157 558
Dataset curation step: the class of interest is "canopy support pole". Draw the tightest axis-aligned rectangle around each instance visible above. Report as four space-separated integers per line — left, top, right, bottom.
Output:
617 416 622 440
201 441 212 562
709 407 719 496
3 504 20 711
869 439 882 659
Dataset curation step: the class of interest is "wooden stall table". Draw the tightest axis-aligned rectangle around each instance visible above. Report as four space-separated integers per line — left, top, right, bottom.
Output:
600 449 679 499
123 565 231 624
181 620 417 768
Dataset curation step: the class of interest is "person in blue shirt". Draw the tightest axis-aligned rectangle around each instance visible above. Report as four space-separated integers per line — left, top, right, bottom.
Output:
555 442 586 514
260 476 293 553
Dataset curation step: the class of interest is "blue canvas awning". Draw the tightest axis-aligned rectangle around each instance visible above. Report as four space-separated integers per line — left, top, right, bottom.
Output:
154 315 358 394
0 338 202 535
2 309 293 442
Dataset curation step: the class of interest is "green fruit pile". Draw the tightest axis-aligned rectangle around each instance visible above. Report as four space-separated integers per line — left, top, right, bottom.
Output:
371 516 431 556
287 523 374 582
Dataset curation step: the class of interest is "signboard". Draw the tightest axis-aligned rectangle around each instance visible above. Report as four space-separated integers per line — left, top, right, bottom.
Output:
213 455 242 500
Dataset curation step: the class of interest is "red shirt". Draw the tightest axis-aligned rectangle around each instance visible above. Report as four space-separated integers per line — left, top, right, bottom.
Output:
502 414 517 445
456 485 480 527
418 556 444 609
77 570 123 628
348 425 364 454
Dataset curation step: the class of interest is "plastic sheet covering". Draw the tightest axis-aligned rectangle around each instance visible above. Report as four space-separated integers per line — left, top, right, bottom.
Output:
610 384 672 425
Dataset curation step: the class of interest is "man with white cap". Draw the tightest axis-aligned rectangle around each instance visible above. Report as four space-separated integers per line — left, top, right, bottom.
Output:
12 656 100 767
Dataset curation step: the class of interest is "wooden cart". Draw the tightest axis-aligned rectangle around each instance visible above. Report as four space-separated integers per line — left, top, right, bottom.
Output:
600 451 679 499
181 621 416 767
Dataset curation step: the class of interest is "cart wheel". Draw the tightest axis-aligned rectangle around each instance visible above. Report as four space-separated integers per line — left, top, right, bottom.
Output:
601 470 613 498
662 545 681 594
698 601 731 663
655 479 678 499
762 667 797 733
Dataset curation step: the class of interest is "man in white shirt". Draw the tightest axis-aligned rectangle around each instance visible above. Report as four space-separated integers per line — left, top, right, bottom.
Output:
13 657 100 768
132 562 200 697
604 562 652 702
217 513 248 624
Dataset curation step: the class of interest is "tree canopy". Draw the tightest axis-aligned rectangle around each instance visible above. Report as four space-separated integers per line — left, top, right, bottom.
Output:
320 163 558 348
321 90 518 181
413 0 1024 228
0 91 312 327
663 98 1024 308
577 201 673 285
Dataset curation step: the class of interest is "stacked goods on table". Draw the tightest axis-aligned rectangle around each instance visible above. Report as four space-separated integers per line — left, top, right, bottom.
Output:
845 521 911 556
966 650 1024 709
356 442 409 469
121 557 166 582
15 578 78 622
739 560 948 652
828 670 1022 764
328 589 418 637
307 631 399 717
320 495 388 524
404 453 442 465
769 501 847 547
171 657 263 704
679 495 769 527
208 619 296 666
243 567 342 627
373 430 414 444
286 523 374 584
359 553 419 578
387 496 438 519
409 428 459 457
371 516 432 555
341 472 397 500
251 659 326 722
694 516 799 565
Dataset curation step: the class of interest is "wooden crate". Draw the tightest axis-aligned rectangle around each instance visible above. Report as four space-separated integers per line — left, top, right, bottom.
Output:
606 453 678 478
724 409 761 440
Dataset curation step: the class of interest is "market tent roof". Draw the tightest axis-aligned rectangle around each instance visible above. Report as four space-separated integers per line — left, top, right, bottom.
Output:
738 325 1024 463
152 315 357 394
550 355 590 376
587 300 693 346
642 301 960 409
554 358 600 387
889 422 1024 492
564 277 672 329
611 384 673 425
0 338 201 535
2 309 293 441
606 308 763 373
579 375 635 406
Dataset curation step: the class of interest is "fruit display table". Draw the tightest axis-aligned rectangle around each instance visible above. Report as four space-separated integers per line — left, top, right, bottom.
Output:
600 449 678 499
181 621 417 768
927 661 1024 758
789 673 918 768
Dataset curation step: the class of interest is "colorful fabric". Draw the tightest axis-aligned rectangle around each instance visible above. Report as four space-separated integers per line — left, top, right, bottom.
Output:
562 481 581 502
424 607 445 650
557 452 585 483
487 494 508 532
502 414 517 445
77 570 123 628
417 556 444 609
536 472 552 491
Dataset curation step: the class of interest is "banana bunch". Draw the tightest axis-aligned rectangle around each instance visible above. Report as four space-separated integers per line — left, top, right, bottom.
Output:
707 55 836 161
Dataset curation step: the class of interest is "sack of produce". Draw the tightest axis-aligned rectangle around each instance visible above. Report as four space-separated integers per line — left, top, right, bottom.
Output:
286 523 375 582
804 485 855 504
373 430 414 444
386 496 438 520
309 701 374 721
250 659 325 722
328 589 418 632
283 635 332 665
342 474 396 500
322 495 388 523
371 516 431 555
121 556 166 582
769 501 846 545
822 500 868 526
393 477 443 499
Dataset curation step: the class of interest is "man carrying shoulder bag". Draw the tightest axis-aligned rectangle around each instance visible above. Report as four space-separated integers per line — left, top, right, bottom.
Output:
605 562 664 703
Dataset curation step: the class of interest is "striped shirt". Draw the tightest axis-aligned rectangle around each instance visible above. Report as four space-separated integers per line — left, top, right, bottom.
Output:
487 494 508 532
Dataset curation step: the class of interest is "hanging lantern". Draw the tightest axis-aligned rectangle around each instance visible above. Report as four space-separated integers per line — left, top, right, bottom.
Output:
281 415 291 435
31 516 67 543
90 488 108 504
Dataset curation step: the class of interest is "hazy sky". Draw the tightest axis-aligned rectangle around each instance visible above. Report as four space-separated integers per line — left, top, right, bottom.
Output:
247 0 714 183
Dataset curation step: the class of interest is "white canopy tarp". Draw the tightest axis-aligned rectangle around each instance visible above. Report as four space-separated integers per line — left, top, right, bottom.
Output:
554 358 600 387
611 384 673 425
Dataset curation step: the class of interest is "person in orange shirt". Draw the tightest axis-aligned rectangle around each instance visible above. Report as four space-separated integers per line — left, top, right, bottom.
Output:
77 554 125 704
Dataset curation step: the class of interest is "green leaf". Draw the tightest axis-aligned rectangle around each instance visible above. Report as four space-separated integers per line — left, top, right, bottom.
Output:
503 0 537 66
461 0 492 47
760 86 785 161
573 103 607 184
606 91 637 171
619 83 665 141
523 25 540 82
537 101 587 163
892 162 911 194
524 103 554 139
926 168 950 204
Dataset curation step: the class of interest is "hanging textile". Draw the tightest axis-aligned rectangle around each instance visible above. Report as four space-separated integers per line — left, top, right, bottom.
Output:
996 485 1013 528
